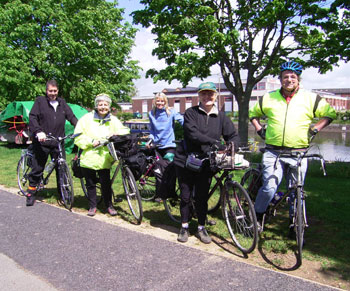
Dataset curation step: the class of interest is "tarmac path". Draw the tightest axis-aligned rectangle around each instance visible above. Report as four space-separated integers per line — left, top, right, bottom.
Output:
0 189 339 291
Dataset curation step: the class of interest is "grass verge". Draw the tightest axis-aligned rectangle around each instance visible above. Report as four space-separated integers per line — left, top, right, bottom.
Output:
1 142 349 289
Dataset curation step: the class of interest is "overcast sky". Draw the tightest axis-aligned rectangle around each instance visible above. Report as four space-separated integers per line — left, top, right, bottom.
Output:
117 0 350 97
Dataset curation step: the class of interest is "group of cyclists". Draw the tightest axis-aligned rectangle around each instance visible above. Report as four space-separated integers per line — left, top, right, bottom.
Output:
23 60 336 246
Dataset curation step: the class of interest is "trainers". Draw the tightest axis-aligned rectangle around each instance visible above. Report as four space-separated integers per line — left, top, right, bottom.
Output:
87 207 97 217
26 193 35 206
177 227 189 243
196 228 212 244
107 206 117 216
257 221 263 234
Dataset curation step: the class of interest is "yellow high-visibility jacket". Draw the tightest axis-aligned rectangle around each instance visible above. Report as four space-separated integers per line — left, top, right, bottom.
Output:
249 88 336 148
74 111 130 170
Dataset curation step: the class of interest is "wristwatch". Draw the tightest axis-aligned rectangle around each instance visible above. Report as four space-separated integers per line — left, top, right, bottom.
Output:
311 127 319 136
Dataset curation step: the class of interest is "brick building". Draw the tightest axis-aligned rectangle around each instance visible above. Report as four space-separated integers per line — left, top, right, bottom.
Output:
312 88 350 111
132 79 350 117
132 77 280 117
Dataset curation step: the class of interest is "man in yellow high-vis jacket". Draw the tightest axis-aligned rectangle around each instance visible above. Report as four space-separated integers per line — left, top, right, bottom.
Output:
249 61 336 236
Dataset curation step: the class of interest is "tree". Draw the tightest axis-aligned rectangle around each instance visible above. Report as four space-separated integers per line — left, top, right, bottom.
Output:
0 0 140 109
133 0 349 143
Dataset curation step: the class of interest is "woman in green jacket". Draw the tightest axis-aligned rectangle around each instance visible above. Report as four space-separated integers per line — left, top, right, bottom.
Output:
74 94 130 216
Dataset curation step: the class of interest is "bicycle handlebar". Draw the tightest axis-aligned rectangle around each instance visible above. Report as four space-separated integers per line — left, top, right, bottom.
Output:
275 151 327 176
46 133 82 142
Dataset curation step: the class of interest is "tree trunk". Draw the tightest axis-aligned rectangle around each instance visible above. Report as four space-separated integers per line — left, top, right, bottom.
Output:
236 92 251 146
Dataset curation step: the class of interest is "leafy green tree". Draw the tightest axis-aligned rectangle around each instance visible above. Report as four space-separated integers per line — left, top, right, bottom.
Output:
0 0 140 110
133 0 349 143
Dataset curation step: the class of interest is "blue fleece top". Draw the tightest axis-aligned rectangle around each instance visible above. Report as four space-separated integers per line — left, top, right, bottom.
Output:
148 108 184 149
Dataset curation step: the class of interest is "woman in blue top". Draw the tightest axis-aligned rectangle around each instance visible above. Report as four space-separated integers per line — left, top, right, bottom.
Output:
148 92 184 201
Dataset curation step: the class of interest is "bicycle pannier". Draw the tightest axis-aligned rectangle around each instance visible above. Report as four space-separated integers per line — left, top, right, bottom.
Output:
125 152 147 180
71 154 83 178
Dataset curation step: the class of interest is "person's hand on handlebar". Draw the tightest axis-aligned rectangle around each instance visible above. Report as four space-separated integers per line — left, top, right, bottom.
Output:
36 132 47 142
92 140 101 148
212 140 226 151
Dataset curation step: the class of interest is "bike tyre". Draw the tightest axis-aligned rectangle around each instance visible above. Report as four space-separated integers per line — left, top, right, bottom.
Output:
58 161 74 210
222 181 258 254
163 186 181 223
138 174 156 201
295 187 305 264
17 154 30 195
122 166 143 224
207 174 222 214
241 168 262 202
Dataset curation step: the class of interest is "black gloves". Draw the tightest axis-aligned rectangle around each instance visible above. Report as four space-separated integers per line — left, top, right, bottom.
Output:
257 127 266 140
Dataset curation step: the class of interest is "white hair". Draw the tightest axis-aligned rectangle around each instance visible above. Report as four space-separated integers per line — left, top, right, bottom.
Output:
94 94 112 108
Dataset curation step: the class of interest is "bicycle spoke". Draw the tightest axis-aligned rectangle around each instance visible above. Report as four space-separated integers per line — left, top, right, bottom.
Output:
222 182 258 254
122 166 143 224
58 162 74 210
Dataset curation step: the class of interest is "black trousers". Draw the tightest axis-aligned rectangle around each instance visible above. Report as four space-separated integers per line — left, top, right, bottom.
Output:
28 143 62 194
81 167 112 209
176 165 214 226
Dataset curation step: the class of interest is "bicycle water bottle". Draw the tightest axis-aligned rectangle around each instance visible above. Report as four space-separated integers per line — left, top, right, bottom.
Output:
271 191 284 205
45 159 55 173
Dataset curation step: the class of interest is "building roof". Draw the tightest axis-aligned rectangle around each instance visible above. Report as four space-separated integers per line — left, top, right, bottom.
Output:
314 88 350 94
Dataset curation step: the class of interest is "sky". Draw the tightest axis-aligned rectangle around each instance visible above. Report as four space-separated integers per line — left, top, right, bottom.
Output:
116 0 350 97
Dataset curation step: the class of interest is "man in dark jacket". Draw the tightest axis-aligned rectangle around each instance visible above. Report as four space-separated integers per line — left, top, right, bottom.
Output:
26 80 78 206
174 82 240 244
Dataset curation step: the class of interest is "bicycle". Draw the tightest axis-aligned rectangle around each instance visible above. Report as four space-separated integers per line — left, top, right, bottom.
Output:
79 135 143 224
17 133 80 210
241 146 327 264
163 143 258 254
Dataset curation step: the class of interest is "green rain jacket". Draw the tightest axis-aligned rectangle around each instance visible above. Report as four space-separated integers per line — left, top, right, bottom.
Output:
249 88 336 148
74 111 130 170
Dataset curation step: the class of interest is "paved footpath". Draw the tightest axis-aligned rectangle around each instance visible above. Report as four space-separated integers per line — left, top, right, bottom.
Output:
0 189 339 291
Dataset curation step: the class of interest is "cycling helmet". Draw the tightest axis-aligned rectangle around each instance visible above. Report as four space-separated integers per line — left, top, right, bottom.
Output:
280 61 303 75
94 93 112 108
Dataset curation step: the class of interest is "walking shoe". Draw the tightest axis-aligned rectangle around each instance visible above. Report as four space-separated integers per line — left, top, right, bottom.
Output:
177 227 189 243
154 197 162 203
196 228 212 244
26 193 35 206
107 206 117 216
87 207 97 217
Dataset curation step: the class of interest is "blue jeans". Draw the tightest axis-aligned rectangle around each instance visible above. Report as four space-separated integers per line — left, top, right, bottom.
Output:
254 149 308 218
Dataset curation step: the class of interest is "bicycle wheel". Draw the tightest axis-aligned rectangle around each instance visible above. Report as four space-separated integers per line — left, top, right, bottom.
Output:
122 166 143 224
295 187 306 264
207 174 223 214
222 181 258 254
241 168 262 202
163 186 181 223
138 174 156 201
17 154 30 195
58 161 74 210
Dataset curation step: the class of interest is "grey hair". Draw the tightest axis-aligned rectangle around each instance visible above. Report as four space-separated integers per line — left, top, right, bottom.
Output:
94 94 112 108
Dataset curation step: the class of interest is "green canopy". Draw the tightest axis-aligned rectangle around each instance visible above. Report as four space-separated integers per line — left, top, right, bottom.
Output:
0 101 88 154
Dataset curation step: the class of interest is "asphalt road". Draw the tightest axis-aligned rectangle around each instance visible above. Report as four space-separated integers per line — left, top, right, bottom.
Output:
0 189 338 291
